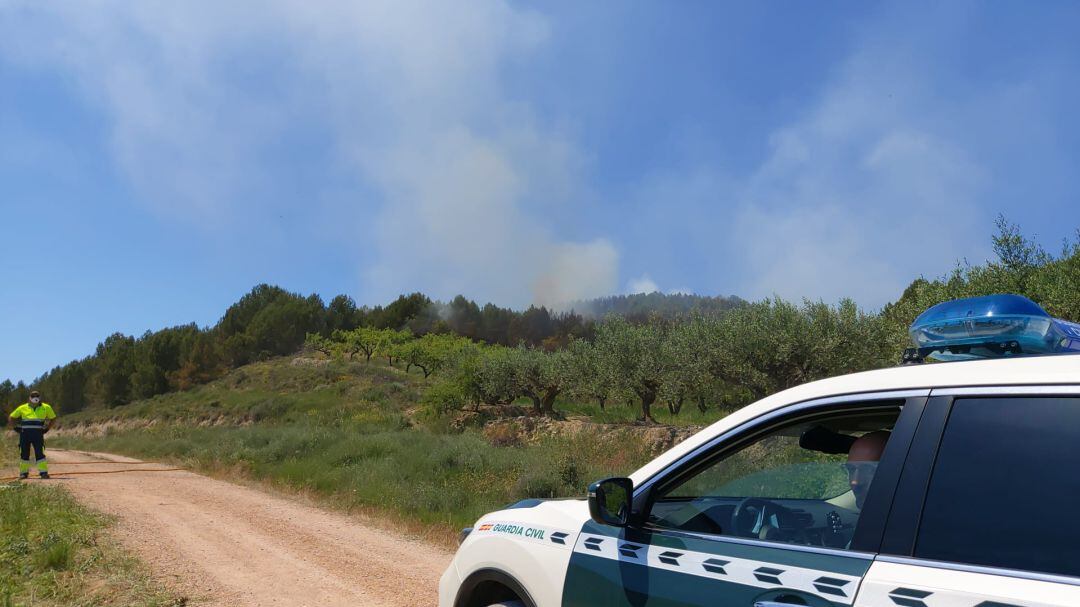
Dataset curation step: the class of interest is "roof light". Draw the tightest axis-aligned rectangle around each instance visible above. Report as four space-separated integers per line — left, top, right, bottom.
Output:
904 294 1080 363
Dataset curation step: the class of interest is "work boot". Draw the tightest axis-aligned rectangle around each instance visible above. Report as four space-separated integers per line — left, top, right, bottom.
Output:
18 473 28 480
39 472 49 479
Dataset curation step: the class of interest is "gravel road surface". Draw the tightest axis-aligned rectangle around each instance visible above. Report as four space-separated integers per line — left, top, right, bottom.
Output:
44 449 453 607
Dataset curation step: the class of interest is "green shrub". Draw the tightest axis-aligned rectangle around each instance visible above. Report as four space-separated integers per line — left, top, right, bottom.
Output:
512 469 561 499
248 397 290 422
419 379 467 417
36 536 73 571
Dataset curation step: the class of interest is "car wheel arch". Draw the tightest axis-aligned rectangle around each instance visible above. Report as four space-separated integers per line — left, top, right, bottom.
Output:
454 568 537 607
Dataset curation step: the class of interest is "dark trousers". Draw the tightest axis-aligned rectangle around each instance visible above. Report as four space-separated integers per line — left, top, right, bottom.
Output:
19 429 46 462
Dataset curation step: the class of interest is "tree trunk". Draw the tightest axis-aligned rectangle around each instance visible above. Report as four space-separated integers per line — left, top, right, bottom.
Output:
528 393 543 415
697 396 707 413
421 366 431 378
638 389 658 424
597 395 606 410
669 396 684 415
541 388 559 417
365 351 372 363
405 362 413 373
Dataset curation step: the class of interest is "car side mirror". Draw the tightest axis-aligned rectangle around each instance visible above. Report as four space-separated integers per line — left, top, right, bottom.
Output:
588 477 633 527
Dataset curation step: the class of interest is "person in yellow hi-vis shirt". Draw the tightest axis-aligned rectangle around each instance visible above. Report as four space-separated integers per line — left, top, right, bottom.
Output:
6 390 56 479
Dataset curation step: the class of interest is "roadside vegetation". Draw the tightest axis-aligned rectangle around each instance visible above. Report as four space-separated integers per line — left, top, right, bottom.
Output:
7 219 1080 540
0 455 182 607
51 359 665 538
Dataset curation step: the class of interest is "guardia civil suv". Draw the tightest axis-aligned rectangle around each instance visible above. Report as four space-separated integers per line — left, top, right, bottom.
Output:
439 295 1080 607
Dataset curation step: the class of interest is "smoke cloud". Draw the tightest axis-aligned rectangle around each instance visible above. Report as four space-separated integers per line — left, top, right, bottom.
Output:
0 0 618 308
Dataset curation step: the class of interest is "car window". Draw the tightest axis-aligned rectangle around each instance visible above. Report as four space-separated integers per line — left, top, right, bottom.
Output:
648 408 900 549
668 435 851 501
915 397 1080 578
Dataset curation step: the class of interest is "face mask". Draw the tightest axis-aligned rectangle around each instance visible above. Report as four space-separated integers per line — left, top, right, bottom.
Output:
30 397 41 405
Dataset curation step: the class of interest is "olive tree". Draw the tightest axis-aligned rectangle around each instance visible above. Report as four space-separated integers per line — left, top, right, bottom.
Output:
702 298 891 401
565 338 616 410
506 345 572 417
470 345 520 405
657 319 713 415
592 317 676 423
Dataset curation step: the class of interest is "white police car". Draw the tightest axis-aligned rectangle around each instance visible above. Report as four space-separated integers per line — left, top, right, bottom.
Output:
440 294 1080 607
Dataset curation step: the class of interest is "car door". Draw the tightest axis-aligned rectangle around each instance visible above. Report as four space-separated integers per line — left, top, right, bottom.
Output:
563 392 928 607
853 390 1080 607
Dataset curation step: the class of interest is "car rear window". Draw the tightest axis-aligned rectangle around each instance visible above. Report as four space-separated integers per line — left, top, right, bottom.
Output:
915 396 1080 578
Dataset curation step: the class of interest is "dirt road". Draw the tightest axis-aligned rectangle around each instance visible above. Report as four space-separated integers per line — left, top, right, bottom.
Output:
43 449 453 607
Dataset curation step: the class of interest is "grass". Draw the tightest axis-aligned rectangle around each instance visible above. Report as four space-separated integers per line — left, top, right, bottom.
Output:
55 422 657 540
0 454 183 607
62 360 419 428
53 357 732 542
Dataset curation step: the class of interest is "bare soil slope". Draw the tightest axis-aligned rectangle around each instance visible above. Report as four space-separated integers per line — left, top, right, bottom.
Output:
45 449 452 607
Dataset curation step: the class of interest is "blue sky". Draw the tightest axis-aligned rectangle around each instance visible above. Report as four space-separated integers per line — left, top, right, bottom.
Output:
2 1 1080 383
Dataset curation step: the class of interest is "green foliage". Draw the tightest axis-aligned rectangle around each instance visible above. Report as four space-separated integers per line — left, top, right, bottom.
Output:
8 220 1080 423
36 537 74 571
379 328 413 366
173 331 224 390
94 333 136 407
0 381 30 414
53 357 659 536
397 333 476 378
326 294 363 333
705 298 891 399
469 346 520 406
9 288 592 413
304 332 336 357
505 345 573 416
420 377 469 418
574 292 745 322
216 285 327 366
0 379 13 410
369 292 434 331
592 317 675 422
0 480 180 606
445 295 483 339
332 327 409 363
563 339 613 408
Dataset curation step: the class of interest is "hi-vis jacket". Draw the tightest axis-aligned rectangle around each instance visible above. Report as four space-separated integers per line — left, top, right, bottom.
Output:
8 402 56 431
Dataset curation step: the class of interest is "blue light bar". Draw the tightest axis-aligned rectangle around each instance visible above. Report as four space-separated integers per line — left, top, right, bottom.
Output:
909 294 1080 361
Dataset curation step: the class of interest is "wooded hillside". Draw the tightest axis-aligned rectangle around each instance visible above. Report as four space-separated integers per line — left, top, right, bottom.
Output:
4 218 1078 419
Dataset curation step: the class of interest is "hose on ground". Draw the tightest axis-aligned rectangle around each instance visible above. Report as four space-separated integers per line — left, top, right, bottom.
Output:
1 467 186 482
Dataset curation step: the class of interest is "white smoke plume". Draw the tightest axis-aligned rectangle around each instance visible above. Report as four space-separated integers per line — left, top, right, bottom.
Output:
0 1 619 308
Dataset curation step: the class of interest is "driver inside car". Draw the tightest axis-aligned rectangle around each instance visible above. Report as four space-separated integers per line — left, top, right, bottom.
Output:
844 430 890 510
650 420 897 545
